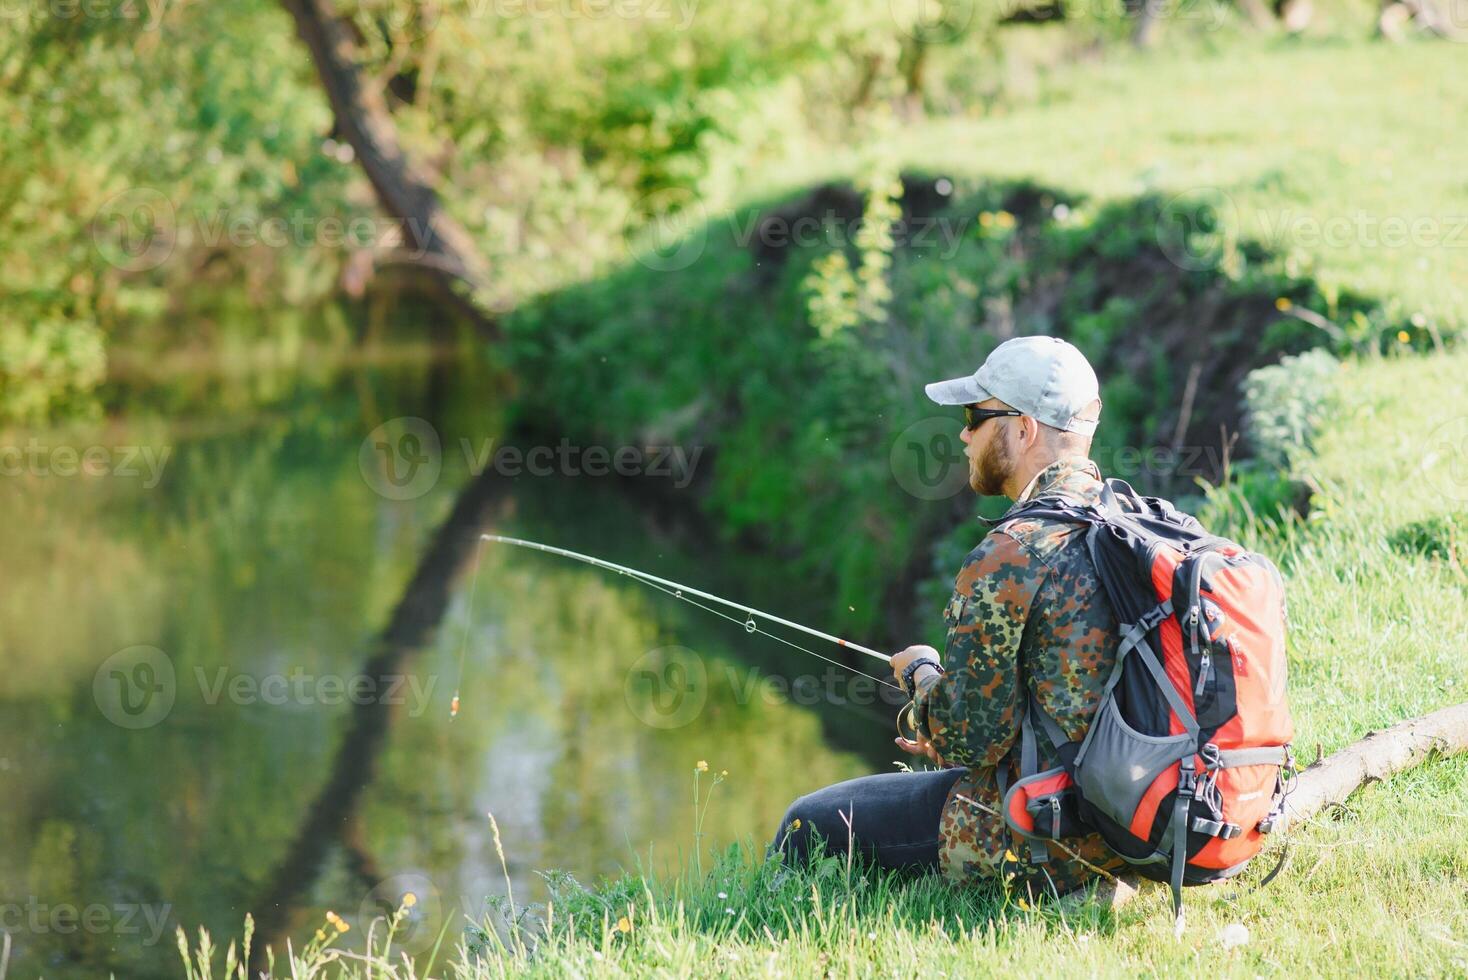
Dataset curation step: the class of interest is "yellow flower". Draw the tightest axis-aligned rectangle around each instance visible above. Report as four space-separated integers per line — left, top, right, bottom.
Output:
402 892 418 909
1397 330 1411 343
995 211 1016 229
790 818 802 830
720 770 729 777
337 922 350 933
696 760 709 772
1274 297 1292 311
615 916 632 933
315 929 327 942
1003 849 1019 862
1017 898 1030 911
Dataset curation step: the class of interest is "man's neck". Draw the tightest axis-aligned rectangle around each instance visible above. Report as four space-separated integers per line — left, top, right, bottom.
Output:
1003 453 1072 502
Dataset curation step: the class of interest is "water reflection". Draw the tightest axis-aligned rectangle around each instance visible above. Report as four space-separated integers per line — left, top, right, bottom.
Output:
0 348 896 977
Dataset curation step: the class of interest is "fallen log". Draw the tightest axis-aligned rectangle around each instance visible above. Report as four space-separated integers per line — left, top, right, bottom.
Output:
1068 701 1468 911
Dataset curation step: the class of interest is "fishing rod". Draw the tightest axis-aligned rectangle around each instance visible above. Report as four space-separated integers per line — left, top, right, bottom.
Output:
449 533 903 720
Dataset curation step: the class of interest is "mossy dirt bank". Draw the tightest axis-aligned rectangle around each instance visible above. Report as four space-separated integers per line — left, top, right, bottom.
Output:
499 174 1419 647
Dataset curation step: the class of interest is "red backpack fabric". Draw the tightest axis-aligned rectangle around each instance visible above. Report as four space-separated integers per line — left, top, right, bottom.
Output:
997 479 1294 924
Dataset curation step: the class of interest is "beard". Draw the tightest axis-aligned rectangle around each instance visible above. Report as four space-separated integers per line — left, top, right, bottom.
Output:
970 427 1015 496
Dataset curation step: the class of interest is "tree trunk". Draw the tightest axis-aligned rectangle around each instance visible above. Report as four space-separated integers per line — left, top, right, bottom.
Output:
1072 701 1468 910
1128 0 1162 48
279 0 497 329
1235 0 1278 29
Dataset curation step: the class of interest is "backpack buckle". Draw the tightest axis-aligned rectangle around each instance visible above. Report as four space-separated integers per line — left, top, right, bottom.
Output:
1177 766 1198 797
1200 742 1223 771
1191 815 1243 839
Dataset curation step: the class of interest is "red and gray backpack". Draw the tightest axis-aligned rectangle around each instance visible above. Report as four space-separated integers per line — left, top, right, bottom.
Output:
998 479 1294 924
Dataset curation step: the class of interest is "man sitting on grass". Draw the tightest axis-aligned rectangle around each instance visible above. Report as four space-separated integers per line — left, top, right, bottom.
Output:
771 336 1124 896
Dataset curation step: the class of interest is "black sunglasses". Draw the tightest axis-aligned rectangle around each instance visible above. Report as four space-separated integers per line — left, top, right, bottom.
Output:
963 405 1023 431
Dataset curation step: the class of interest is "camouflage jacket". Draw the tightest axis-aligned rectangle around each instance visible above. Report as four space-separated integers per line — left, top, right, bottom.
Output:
912 456 1126 895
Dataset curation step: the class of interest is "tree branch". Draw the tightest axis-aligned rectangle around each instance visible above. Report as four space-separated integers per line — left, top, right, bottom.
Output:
279 0 498 329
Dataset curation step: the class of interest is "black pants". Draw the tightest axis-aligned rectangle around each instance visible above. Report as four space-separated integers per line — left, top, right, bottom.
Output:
769 767 969 872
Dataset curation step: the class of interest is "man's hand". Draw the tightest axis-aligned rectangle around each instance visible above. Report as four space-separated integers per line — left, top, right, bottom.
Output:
895 731 947 768
890 644 947 767
890 644 942 692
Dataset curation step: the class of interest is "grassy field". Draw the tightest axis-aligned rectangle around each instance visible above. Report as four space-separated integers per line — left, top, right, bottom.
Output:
880 36 1468 333
529 349 1468 979
697 31 1468 331
185 337 1468 980
506 31 1467 645
182 32 1468 979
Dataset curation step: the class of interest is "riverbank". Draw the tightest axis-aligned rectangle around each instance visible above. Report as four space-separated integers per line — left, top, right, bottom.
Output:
479 347 1466 976
172 27 1468 977
498 37 1464 649
188 347 1468 977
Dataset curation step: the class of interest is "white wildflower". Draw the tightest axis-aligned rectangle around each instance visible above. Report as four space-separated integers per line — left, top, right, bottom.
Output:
1219 923 1250 950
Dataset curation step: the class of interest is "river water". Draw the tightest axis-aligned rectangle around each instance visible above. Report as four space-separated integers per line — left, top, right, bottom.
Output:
0 344 900 977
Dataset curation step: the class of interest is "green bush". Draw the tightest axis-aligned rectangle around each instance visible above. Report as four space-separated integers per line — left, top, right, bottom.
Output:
1242 348 1340 469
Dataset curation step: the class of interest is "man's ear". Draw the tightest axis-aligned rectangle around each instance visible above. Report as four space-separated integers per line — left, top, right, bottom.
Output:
1020 415 1040 448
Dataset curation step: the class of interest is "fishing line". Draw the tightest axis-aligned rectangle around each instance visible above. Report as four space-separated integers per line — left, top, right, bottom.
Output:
448 536 489 719
450 533 903 718
631 574 903 693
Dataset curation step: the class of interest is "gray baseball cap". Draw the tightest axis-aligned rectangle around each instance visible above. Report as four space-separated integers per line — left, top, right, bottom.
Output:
924 336 1100 436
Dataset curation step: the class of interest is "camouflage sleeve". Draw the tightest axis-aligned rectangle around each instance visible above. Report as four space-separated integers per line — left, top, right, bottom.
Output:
911 530 1048 768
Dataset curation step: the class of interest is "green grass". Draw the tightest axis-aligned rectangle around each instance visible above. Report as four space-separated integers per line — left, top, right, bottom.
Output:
183 32 1468 979
505 32 1465 640
894 37 1468 334
1204 349 1467 757
693 33 1468 333
461 758 1468 978
477 348 1468 976
184 355 1468 980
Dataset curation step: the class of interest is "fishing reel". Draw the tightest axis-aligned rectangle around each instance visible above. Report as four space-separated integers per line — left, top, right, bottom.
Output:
897 700 919 742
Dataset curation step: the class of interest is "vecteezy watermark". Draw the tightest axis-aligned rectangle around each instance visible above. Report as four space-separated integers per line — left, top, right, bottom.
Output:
729 208 972 260
1155 187 1239 273
358 874 443 955
891 0 975 43
93 646 176 730
0 898 173 947
195 667 438 716
461 437 703 488
624 187 709 273
888 0 1228 43
90 187 439 273
359 417 443 501
93 647 440 729
359 417 705 501
0 439 171 488
623 647 908 730
890 417 971 501
1256 210 1468 252
1156 187 1468 272
1422 415 1468 503
1092 442 1234 484
0 0 168 30
623 646 709 729
465 0 699 29
890 414 1241 501
1091 0 1230 30
630 195 984 274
